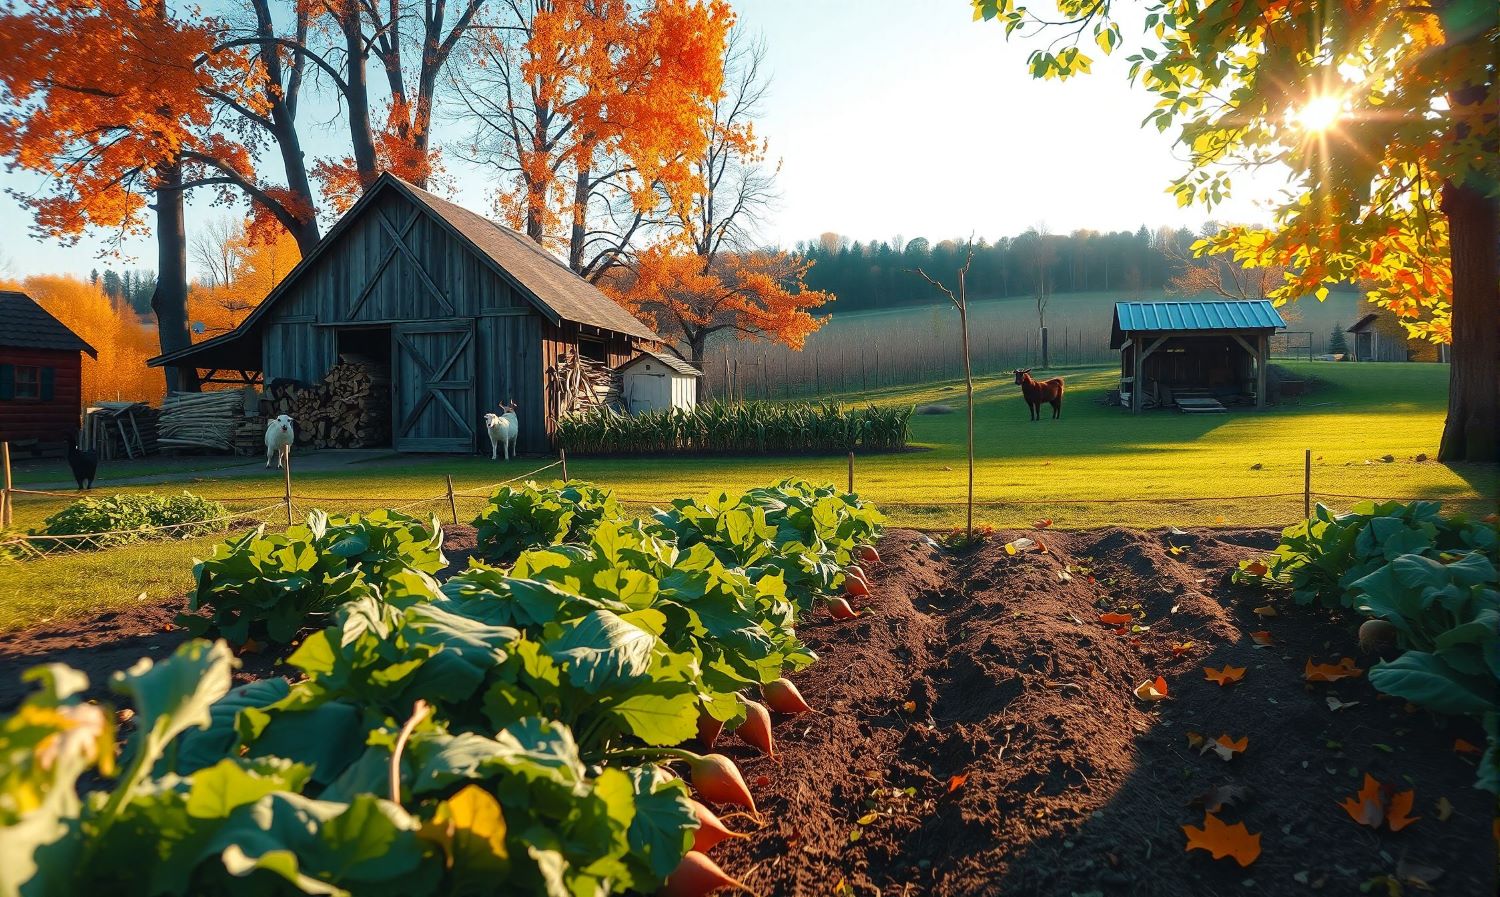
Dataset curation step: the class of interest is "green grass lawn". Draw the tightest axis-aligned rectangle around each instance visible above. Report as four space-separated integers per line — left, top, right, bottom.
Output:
2 360 1494 633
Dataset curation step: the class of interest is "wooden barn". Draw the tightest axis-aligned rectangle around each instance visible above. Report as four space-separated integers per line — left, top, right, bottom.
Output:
0 290 97 457
149 173 660 454
1111 300 1286 413
1346 300 1447 363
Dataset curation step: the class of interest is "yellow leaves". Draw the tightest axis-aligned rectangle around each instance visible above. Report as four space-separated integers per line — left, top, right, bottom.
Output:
1304 657 1363 683
1183 812 1261 867
1171 642 1194 657
1340 774 1419 832
422 783 510 874
1203 665 1246 687
1133 676 1170 702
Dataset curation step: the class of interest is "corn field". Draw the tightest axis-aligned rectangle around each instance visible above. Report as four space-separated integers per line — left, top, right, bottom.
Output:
555 400 913 456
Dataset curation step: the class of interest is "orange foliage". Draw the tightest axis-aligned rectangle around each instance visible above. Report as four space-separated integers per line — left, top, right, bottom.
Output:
189 227 301 337
1182 812 1261 866
605 247 831 362
1304 657 1364 682
1340 774 1420 831
0 275 163 405
1203 665 1246 686
0 1 264 239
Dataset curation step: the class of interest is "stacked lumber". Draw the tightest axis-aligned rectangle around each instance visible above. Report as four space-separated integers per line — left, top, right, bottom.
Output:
158 391 248 452
547 348 621 419
262 359 391 449
84 402 159 460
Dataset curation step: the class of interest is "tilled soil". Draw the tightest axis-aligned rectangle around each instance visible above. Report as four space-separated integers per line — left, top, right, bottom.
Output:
712 529 1496 896
0 526 1493 895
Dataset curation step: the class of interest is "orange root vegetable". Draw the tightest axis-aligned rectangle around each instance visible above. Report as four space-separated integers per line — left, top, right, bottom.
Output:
690 800 748 853
846 564 869 585
857 544 881 565
735 698 774 756
661 850 748 897
697 711 724 749
826 597 858 620
843 575 869 598
761 678 812 715
688 753 756 813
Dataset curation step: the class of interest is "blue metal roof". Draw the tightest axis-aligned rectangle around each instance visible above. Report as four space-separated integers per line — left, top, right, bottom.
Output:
1110 300 1286 349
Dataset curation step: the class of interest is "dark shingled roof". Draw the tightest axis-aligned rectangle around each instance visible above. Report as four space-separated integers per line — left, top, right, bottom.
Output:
620 348 701 377
0 290 97 357
396 178 659 341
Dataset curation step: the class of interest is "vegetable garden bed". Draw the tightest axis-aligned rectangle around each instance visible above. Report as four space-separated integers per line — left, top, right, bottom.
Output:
1 513 1493 894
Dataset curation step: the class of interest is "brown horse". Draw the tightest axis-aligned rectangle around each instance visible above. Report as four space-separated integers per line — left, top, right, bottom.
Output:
1013 368 1065 421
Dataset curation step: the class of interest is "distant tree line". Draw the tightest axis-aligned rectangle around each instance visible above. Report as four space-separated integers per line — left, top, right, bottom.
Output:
90 267 156 316
797 225 1202 314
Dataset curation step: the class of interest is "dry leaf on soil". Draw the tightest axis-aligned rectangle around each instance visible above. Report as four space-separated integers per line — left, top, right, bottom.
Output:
1305 657 1364 683
947 773 969 793
1172 642 1194 657
1453 739 1480 755
1253 605 1278 618
1340 774 1420 831
1204 665 1246 686
1210 734 1249 761
1098 612 1133 626
1249 630 1275 647
1182 812 1261 866
1190 784 1250 813
1133 676 1170 702
1435 797 1453 822
1326 696 1360 711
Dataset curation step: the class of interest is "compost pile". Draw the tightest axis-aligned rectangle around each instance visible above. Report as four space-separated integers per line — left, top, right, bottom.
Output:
712 528 1495 896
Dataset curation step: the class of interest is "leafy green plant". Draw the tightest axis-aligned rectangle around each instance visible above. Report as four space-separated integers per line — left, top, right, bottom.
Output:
471 480 622 563
1232 500 1497 608
555 399 913 455
32 491 228 550
178 509 446 645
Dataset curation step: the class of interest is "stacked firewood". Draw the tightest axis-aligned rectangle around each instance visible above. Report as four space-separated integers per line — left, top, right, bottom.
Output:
547 348 622 419
262 360 391 449
158 390 251 452
84 402 160 460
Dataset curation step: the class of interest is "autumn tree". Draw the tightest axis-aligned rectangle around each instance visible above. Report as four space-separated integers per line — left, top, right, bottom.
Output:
188 220 300 336
0 0 266 392
972 0 1498 461
456 0 733 276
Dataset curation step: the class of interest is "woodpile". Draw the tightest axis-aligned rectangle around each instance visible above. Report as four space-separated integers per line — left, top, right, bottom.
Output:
261 359 391 449
547 348 621 419
158 390 253 453
83 402 159 460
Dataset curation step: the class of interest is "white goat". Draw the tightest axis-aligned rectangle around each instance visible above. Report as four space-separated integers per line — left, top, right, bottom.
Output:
264 414 295 469
484 403 518 460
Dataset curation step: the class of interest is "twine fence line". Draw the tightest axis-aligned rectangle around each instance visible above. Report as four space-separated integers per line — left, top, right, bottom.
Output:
0 503 286 558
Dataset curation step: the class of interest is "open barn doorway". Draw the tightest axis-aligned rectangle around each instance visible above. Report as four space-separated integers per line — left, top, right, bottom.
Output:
333 326 394 448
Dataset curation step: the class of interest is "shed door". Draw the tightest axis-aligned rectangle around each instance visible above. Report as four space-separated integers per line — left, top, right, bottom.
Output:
628 371 668 412
393 320 477 452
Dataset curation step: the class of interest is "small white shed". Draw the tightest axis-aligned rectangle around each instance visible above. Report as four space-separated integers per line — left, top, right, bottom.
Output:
619 349 700 413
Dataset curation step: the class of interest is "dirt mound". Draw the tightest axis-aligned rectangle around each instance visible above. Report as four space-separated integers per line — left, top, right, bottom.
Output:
714 528 1495 896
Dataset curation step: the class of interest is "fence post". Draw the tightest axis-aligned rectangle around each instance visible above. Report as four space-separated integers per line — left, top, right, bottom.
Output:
445 474 459 525
847 451 855 494
283 453 294 525
1303 448 1312 519
1 441 11 529
559 448 569 482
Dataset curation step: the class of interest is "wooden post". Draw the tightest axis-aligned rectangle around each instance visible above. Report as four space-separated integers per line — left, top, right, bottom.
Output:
847 451 855 494
1256 334 1268 408
1131 336 1144 413
282 452 294 525
445 474 459 525
1 441 11 529
559 448 569 482
1304 448 1312 519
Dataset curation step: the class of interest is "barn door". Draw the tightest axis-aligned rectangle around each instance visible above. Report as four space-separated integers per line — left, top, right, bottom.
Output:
393 320 477 453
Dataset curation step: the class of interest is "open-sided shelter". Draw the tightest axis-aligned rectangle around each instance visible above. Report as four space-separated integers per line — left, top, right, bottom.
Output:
1110 300 1286 413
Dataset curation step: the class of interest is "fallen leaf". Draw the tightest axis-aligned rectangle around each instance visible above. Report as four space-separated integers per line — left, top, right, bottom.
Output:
1244 560 1268 576
1098 612 1133 626
947 773 968 793
902 700 917 713
1396 856 1444 888
755 775 771 788
1340 774 1420 831
1305 657 1364 683
1204 665 1246 687
1190 783 1250 813
1386 789 1420 831
1133 676 1170 702
1167 545 1187 556
1326 696 1360 712
1253 605 1278 618
1435 797 1453 821
1210 734 1248 761
1182 812 1261 867
1034 518 1052 529
1172 642 1194 657
1057 569 1073 583
856 812 879 825
1453 739 1481 755
1186 731 1206 750
1249 630 1275 647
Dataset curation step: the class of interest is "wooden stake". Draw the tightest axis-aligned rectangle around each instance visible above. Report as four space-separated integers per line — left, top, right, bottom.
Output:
445 474 459 525
283 452 294 525
1304 448 1312 519
1 441 12 529
847 451 855 494
559 448 569 482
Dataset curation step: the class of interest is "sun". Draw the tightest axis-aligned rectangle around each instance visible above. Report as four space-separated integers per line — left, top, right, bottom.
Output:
1295 94 1345 132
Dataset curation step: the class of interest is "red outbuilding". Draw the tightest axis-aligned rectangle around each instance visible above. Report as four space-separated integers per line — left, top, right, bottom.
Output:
0 290 98 457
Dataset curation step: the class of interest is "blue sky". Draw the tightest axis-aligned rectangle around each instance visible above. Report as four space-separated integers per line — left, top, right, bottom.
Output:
0 0 1280 281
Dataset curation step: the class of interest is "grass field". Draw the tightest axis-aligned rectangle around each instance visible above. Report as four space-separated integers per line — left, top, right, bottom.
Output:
2 360 1494 632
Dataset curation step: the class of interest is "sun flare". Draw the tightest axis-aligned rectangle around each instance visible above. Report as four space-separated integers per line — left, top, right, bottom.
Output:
1295 94 1345 132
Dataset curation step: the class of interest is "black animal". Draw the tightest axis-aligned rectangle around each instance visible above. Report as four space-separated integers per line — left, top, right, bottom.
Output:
66 434 98 491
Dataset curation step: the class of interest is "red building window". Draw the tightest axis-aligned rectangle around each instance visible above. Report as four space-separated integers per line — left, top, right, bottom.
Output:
0 364 52 401
13 366 40 399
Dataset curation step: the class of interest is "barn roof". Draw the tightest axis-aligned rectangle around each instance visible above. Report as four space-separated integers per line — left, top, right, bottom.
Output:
150 173 657 369
0 290 97 358
1111 299 1285 348
1346 313 1380 333
620 348 701 377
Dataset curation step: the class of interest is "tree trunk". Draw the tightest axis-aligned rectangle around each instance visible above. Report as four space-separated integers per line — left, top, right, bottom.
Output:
340 13 378 188
151 162 198 394
251 0 319 254
1437 179 1499 462
569 163 590 273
